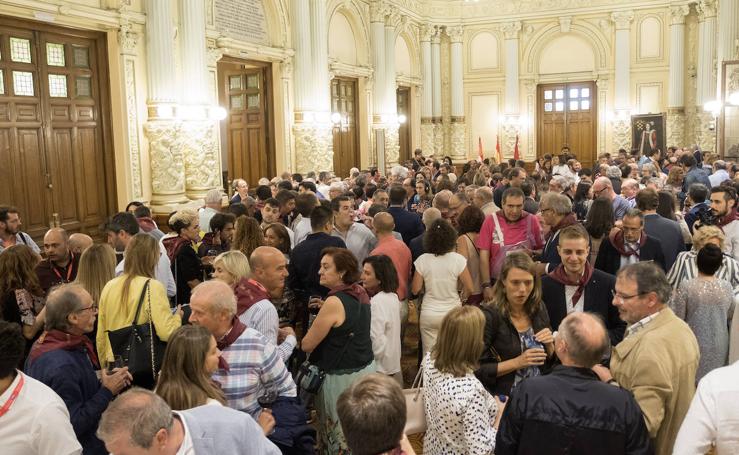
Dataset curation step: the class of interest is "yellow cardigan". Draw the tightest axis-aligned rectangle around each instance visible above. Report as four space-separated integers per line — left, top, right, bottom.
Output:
96 275 182 363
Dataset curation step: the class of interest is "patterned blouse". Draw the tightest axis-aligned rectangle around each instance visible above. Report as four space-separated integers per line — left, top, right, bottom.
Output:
422 353 498 455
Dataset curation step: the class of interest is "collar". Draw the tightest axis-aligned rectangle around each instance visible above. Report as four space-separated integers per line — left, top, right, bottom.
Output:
550 364 601 381
172 412 193 455
625 308 665 338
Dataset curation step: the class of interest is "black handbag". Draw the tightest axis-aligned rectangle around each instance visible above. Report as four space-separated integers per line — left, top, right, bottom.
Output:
107 279 166 386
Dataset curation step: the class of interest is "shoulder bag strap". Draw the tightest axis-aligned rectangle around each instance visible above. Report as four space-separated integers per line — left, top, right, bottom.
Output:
146 282 158 380
131 279 151 325
492 213 504 244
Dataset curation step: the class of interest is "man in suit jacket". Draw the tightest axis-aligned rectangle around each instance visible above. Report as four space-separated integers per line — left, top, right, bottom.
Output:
594 208 666 274
541 225 626 345
97 388 281 455
387 184 424 245
637 188 685 270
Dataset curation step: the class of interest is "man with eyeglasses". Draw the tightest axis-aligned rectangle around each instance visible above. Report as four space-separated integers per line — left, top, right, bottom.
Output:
591 176 631 220
25 284 132 454
592 262 699 455
594 208 666 275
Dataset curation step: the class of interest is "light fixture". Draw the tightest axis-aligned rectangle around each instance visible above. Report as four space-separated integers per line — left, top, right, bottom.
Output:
156 104 174 119
209 106 227 121
331 112 342 124
398 114 407 124
704 100 722 116
728 91 739 106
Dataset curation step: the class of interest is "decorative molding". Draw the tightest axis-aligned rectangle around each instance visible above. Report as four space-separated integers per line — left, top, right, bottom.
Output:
117 21 138 55
294 123 334 173
612 117 631 151
420 23 434 41
697 0 717 20
144 121 187 203
669 4 689 25
370 0 386 23
447 25 464 43
206 46 224 67
501 21 522 40
636 13 665 62
667 111 686 147
450 122 466 161
181 121 220 198
559 16 572 33
611 11 634 30
123 58 142 199
329 59 374 78
420 123 434 154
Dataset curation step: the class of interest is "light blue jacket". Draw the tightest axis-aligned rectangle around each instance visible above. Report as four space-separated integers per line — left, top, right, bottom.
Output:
179 405 281 454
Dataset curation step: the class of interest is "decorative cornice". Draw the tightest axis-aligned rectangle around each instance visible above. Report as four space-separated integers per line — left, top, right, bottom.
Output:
669 4 689 25
611 11 634 30
501 21 522 40
447 25 464 43
370 0 387 23
420 23 434 42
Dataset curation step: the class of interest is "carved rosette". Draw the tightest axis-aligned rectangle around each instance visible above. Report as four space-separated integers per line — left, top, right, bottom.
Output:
385 124 400 169
611 11 634 30
666 112 686 148
670 5 689 25
294 123 334 174
612 118 631 151
144 121 188 204
451 122 466 161
180 121 220 198
421 123 434 155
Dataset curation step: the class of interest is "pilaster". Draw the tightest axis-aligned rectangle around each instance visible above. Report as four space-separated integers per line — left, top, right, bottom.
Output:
502 21 521 114
611 11 634 111
117 22 143 201
448 24 465 161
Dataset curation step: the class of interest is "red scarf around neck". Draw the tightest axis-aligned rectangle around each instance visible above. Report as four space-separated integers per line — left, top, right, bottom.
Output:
609 229 647 258
216 317 247 372
546 213 578 241
547 263 594 307
716 208 738 228
28 329 100 369
162 236 190 262
328 283 371 305
234 278 271 316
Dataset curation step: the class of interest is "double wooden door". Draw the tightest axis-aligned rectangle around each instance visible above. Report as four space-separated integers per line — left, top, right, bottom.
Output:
218 59 274 186
0 18 115 240
397 86 411 164
537 81 597 168
331 77 359 178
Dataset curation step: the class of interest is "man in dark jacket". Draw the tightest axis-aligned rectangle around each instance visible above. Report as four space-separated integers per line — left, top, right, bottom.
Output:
637 188 685 271
25 284 131 455
594 209 666 274
386 184 424 245
680 153 712 194
541 225 625 345
496 312 651 455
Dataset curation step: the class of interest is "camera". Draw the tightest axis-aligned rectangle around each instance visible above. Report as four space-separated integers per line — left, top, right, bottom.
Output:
695 207 717 227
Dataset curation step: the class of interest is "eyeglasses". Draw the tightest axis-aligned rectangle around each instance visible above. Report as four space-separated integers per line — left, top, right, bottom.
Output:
610 290 647 302
592 187 606 196
76 305 98 314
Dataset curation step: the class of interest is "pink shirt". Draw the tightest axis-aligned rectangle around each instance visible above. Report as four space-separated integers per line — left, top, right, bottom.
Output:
476 211 544 271
371 235 412 300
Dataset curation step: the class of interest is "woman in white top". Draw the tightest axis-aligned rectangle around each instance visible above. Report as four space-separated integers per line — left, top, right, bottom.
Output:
412 218 474 354
362 255 403 385
423 306 501 455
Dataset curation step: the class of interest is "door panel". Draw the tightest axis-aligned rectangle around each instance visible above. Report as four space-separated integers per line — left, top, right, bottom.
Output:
331 77 359 179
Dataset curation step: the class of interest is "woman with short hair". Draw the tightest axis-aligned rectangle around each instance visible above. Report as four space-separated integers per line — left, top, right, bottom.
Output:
412 218 474 354
156 325 225 410
667 225 739 291
163 209 203 305
423 305 500 455
263 223 291 259
212 251 251 286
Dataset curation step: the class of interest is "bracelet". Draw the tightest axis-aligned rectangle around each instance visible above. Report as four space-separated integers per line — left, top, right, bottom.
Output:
481 282 492 288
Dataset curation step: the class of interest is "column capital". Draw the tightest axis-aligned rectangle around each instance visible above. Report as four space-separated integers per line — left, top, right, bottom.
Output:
420 24 435 41
431 26 442 44
697 0 717 20
385 10 401 28
611 11 634 30
206 46 223 67
370 0 387 23
448 25 464 43
501 21 522 40
118 21 139 55
669 4 690 25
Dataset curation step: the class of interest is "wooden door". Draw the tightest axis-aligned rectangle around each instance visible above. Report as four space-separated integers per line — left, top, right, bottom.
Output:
0 18 114 240
218 59 273 186
537 81 597 169
331 77 359 178
397 86 411 164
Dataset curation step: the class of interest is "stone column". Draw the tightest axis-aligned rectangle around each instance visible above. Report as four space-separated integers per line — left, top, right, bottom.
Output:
448 25 466 161
309 0 333 171
717 0 739 96
667 5 689 147
696 0 717 150
370 1 387 170
384 12 400 168
143 0 187 207
611 11 634 151
420 25 434 154
291 0 315 175
431 28 443 155
501 21 522 156
180 0 220 199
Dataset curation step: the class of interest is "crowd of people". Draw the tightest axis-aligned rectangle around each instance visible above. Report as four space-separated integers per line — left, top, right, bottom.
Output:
1 144 739 455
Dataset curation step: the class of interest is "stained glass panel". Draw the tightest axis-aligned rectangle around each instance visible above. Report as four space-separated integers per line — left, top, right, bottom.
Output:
247 94 259 108
48 74 67 97
555 101 564 111
12 71 33 96
544 102 553 112
246 74 259 89
46 43 65 66
555 89 564 99
229 75 241 90
581 100 590 110
569 101 579 111
10 38 31 63
230 94 243 109
581 88 590 98
544 90 552 100
569 88 579 99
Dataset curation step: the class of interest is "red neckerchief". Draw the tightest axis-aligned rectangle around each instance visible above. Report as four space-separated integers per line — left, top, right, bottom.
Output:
716 208 738 228
50 253 75 283
28 329 100 369
546 213 578 241
234 278 271 316
216 317 247 372
547 263 594 307
0 373 24 418
609 229 646 258
328 283 371 305
162 236 190 262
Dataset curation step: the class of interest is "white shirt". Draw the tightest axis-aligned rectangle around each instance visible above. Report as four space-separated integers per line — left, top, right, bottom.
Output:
673 361 739 455
239 298 296 362
414 252 467 314
619 242 640 269
116 242 177 297
293 217 312 246
721 219 739 263
564 284 585 315
709 169 730 187
173 412 195 455
370 291 402 375
199 207 218 234
0 371 82 455
332 223 376 266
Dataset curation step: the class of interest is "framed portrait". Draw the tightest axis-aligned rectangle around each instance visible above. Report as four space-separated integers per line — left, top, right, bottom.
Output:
631 113 666 155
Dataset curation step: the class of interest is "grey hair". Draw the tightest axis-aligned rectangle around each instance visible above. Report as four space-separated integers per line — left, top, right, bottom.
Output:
540 192 572 215
647 177 663 189
549 175 570 191
432 190 453 209
204 189 224 205
97 388 174 449
191 280 237 318
714 160 727 170
422 207 442 229
606 166 622 178
617 261 672 305
623 208 644 223
329 181 346 193
390 165 409 179
558 312 609 368
44 284 86 332
475 187 493 204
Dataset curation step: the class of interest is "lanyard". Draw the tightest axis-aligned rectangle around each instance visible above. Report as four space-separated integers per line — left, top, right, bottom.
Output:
0 374 25 418
51 253 74 282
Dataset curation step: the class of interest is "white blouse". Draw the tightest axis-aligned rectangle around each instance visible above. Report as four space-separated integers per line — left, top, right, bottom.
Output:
422 354 498 455
369 291 402 375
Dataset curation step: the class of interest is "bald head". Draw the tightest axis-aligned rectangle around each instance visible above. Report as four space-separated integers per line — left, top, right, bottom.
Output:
592 176 614 200
68 233 93 255
190 280 237 318
249 246 283 271
373 212 395 235
557 312 609 368
43 228 70 264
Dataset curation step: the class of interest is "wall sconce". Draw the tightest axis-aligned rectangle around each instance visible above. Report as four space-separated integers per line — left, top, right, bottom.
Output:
156 104 174 119
209 106 227 121
331 112 342 124
704 100 722 117
398 114 407 124
728 91 739 106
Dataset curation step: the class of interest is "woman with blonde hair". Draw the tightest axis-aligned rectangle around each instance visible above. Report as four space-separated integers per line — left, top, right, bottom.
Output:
163 209 203 305
74 243 116 306
231 215 264 259
476 252 554 396
667 225 739 290
98 234 182 388
156 325 225 410
423 305 500 454
212 250 251 286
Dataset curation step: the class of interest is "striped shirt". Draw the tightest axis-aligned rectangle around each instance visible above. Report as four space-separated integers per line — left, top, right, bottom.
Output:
239 298 296 362
666 250 739 296
625 309 664 338
213 327 297 418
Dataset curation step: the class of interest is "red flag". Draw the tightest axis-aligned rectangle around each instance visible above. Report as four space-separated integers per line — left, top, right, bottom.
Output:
477 137 484 163
513 134 520 161
495 135 502 164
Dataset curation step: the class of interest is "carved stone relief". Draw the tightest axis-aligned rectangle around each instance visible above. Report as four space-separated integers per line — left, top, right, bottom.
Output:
421 123 434 154
294 123 334 174
450 122 466 161
667 111 686 147
144 121 188 204
385 124 400 168
612 118 631 151
180 121 221 198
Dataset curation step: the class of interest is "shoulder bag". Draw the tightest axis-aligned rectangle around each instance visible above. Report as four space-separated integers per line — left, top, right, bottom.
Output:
107 279 167 382
403 364 426 435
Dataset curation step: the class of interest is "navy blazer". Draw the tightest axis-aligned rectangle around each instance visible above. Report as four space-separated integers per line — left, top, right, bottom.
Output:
387 206 425 245
287 232 346 304
594 235 666 275
643 213 685 271
541 269 625 345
